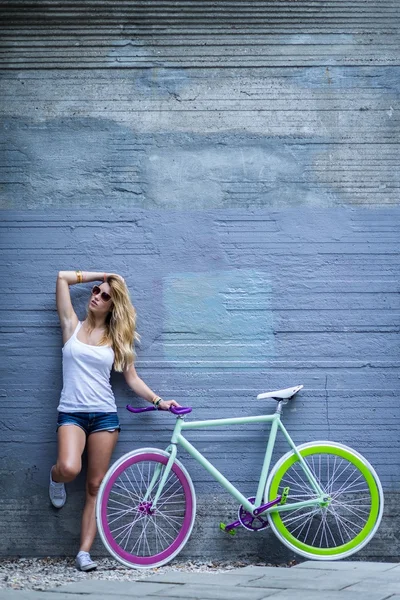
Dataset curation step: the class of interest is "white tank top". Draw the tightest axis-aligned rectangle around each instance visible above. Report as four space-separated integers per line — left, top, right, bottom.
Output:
57 321 116 413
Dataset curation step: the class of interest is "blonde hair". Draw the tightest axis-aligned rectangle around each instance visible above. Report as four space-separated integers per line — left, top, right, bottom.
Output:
87 275 139 371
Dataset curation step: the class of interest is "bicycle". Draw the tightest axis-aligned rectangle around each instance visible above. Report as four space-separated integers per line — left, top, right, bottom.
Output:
96 384 384 569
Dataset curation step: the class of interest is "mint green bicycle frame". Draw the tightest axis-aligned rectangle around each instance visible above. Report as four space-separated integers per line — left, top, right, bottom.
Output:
147 404 327 516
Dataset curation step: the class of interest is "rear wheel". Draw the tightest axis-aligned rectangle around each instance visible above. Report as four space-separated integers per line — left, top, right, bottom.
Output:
97 448 196 568
265 442 383 560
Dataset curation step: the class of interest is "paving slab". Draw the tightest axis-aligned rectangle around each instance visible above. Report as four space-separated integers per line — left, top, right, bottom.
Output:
149 583 277 599
0 593 97 600
344 581 400 595
221 566 326 580
365 566 400 581
240 572 369 591
141 572 264 586
52 580 173 596
294 561 399 573
228 566 289 575
267 591 390 600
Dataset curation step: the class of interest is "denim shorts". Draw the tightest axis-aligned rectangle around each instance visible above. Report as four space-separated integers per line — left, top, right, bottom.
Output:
56 412 121 435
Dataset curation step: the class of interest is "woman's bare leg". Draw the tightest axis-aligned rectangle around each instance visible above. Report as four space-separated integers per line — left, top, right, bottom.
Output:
79 430 119 552
52 425 86 482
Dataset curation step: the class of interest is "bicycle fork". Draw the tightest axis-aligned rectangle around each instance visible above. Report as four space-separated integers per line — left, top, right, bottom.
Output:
142 445 178 509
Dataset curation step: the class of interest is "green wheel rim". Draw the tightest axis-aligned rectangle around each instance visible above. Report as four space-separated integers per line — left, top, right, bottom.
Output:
268 445 381 557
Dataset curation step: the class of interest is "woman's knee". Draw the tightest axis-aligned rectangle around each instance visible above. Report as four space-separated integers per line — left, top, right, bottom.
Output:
86 478 102 498
56 461 81 482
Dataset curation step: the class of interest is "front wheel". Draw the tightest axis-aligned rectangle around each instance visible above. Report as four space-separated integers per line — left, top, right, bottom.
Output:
96 448 196 568
265 442 384 560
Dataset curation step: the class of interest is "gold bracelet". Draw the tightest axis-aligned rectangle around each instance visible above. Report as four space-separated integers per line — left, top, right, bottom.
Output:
154 397 163 409
76 270 83 284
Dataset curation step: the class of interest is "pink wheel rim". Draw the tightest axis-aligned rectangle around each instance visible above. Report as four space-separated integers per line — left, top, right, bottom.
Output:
100 452 194 566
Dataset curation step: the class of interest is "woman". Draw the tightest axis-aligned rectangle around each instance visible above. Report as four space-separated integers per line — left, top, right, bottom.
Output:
49 270 179 571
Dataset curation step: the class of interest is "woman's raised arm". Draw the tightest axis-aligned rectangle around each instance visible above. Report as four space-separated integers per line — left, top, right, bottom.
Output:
56 271 108 342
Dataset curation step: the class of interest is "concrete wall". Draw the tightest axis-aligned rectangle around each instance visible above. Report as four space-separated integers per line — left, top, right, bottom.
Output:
0 1 399 560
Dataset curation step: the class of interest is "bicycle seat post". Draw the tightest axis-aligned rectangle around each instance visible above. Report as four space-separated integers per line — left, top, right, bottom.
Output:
275 401 285 415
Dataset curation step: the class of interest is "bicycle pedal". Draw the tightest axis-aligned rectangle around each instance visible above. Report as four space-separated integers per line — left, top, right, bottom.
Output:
280 487 290 504
219 523 237 536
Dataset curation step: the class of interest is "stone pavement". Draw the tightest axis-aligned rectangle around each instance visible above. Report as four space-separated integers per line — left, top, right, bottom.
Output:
1 561 400 600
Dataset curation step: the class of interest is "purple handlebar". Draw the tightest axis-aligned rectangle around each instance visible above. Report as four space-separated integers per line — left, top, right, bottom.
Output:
170 406 192 415
126 404 192 416
126 405 156 413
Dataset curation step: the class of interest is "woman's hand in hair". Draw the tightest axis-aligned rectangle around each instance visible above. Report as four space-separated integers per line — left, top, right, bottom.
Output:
158 399 181 411
108 273 125 284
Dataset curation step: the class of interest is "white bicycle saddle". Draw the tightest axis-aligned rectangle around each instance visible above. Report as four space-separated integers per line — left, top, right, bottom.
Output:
257 384 303 401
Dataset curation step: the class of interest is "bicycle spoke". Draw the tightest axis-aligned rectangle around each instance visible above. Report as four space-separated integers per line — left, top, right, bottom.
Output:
332 471 364 496
282 507 319 528
111 483 140 502
150 518 176 550
335 501 370 514
325 458 348 494
301 508 318 543
281 470 314 496
108 497 137 511
116 513 145 549
156 511 183 531
152 517 178 540
107 507 136 525
335 502 371 520
157 486 185 509
311 514 324 547
322 513 338 547
289 508 319 543
127 466 144 498
157 477 181 503
328 505 362 539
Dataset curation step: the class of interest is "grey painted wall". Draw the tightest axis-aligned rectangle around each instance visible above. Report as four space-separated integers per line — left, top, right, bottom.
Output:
0 1 399 561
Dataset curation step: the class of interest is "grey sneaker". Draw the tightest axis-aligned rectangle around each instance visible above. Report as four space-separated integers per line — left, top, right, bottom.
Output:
49 467 66 508
76 551 97 572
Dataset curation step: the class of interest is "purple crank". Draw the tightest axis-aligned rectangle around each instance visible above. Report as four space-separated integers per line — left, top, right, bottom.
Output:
126 404 192 416
223 495 283 534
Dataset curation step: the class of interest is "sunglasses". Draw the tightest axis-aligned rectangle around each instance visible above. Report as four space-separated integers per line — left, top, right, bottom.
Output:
91 285 112 303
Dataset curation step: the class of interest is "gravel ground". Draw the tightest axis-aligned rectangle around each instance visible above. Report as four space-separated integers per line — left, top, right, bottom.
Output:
0 558 296 591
